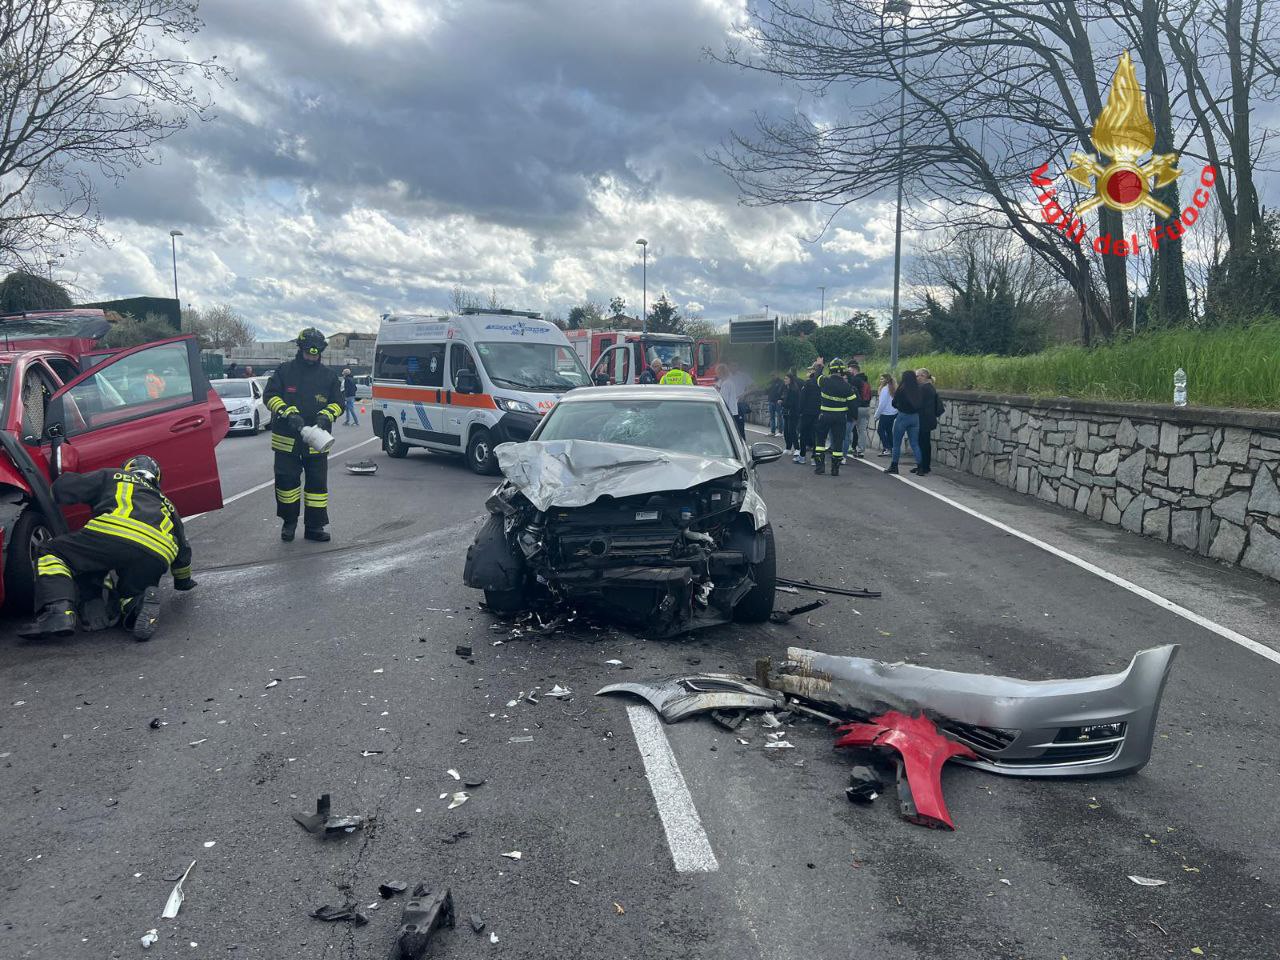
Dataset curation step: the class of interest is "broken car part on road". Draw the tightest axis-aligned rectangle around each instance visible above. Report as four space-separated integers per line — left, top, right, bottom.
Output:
763 645 1179 776
396 886 454 960
774 576 882 599
596 674 785 723
464 439 777 636
292 793 366 835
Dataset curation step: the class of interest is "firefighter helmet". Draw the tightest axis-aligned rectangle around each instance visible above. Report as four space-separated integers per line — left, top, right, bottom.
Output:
296 327 328 357
123 454 162 486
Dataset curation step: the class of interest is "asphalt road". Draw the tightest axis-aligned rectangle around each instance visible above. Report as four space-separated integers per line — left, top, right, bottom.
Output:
2 419 1278 960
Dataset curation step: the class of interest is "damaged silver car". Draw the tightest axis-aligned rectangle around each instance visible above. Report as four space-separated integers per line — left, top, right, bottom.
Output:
462 386 783 635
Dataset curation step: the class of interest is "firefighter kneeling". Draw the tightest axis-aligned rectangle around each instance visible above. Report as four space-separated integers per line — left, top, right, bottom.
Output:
813 358 854 477
22 455 195 641
264 328 344 543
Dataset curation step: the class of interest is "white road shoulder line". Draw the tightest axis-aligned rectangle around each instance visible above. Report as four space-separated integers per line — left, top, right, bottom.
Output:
187 436 378 522
625 705 719 873
745 425 1275 664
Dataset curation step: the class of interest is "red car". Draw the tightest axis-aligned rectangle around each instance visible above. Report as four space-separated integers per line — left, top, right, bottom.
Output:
0 310 228 610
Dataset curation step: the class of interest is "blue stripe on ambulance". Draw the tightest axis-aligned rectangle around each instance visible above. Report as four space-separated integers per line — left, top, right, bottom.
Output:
414 403 432 430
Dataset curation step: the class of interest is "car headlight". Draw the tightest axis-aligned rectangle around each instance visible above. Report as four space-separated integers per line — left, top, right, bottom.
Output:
496 397 537 414
228 404 251 415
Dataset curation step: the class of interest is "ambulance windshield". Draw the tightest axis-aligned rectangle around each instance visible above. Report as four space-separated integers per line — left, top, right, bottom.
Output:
476 341 590 392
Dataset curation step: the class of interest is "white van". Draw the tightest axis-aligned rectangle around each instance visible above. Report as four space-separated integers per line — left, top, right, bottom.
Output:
371 309 591 473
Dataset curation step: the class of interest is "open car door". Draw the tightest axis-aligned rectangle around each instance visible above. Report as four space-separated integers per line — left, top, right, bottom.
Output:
44 336 228 517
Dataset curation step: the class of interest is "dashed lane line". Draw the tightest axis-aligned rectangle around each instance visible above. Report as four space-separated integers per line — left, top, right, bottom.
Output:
625 705 720 873
186 436 378 523
746 425 1277 665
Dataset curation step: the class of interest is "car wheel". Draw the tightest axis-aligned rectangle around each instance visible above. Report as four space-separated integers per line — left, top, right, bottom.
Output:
384 421 408 458
4 507 54 612
466 428 499 475
484 587 529 616
253 412 261 435
733 524 776 623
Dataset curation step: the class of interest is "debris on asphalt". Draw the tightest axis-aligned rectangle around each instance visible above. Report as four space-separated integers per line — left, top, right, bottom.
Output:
761 712 783 728
292 794 366 835
455 644 473 658
161 860 196 919
469 914 486 933
447 769 461 780
768 598 829 624
501 850 522 860
140 929 159 948
265 678 280 688
345 459 378 475
310 903 369 925
361 750 384 757
711 709 746 731
447 792 469 809
441 830 471 844
396 886 454 960
596 674 784 723
776 585 800 594
464 776 486 789
835 711 978 830
546 684 573 698
775 576 882 599
490 932 499 944
1128 875 1169 887
148 718 166 729
845 766 883 803
379 881 409 898
508 736 534 744
614 901 625 915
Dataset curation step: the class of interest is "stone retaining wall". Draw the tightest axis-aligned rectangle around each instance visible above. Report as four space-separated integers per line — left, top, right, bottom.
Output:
935 392 1280 582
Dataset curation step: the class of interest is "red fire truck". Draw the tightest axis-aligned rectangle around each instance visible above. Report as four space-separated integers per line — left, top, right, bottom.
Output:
565 330 720 386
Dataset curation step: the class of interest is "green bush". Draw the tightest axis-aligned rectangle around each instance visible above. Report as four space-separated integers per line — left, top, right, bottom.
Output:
869 320 1280 410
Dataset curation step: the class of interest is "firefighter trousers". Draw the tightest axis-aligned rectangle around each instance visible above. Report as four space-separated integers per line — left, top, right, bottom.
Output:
35 529 167 616
813 412 847 463
275 450 330 528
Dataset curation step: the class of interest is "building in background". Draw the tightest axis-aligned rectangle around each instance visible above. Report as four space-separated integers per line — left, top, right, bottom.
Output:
224 331 375 374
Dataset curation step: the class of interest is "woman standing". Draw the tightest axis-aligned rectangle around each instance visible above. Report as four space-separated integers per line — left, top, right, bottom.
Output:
915 368 945 475
782 371 801 454
874 373 897 456
885 370 924 475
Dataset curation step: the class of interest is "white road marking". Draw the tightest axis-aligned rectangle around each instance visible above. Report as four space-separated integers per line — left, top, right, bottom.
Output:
625 705 719 873
187 436 378 522
747 424 1275 663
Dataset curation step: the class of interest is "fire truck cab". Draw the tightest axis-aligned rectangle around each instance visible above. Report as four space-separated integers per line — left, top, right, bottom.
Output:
565 330 719 386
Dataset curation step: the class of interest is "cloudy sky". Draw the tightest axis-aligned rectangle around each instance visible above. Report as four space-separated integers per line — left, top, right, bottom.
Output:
64 0 904 340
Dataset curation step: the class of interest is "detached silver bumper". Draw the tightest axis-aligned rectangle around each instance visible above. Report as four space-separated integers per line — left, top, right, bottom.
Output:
771 645 1179 777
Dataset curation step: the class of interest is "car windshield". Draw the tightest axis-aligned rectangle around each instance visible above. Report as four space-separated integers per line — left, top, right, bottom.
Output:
537 398 738 459
644 341 694 369
475 341 589 391
213 380 253 398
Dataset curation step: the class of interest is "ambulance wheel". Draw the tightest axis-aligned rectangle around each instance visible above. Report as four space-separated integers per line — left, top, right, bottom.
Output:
467 428 499 475
384 421 408 459
5 506 54 612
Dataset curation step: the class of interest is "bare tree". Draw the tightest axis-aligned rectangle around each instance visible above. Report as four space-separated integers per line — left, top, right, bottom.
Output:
183 303 253 351
0 1 227 268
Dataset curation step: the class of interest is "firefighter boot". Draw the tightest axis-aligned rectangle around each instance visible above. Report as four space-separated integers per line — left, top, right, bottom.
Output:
813 453 825 475
304 527 331 543
831 459 841 477
20 603 77 638
281 520 297 542
129 586 162 641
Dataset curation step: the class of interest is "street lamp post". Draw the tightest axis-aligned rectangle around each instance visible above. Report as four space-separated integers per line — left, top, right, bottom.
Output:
819 286 826 327
635 238 648 333
885 0 910 372
169 229 184 307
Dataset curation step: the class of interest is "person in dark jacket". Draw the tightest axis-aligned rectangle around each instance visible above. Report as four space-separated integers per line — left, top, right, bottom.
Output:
813 359 854 476
781 371 801 453
885 369 925 475
341 368 359 426
915 367 945 475
264 328 345 543
846 362 871 457
22 455 195 640
767 375 785 436
795 361 823 464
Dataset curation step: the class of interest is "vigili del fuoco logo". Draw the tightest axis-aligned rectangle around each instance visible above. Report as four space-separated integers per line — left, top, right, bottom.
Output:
1031 51 1217 257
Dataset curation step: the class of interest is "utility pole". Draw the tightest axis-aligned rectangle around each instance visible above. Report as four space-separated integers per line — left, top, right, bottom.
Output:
635 238 648 333
819 286 826 327
885 0 910 372
169 229 184 306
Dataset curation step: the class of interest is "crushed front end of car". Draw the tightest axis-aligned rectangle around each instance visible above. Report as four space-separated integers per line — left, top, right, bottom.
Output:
463 440 774 635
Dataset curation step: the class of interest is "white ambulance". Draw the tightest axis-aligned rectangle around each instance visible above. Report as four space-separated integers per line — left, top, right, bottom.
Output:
371 309 590 474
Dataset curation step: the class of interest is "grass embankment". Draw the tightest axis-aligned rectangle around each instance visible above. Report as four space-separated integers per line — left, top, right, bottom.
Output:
869 322 1280 410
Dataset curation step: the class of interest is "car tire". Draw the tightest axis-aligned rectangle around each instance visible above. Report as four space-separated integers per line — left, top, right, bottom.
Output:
483 587 529 616
466 428 499 475
5 507 54 612
384 421 408 459
733 524 776 623
253 412 261 435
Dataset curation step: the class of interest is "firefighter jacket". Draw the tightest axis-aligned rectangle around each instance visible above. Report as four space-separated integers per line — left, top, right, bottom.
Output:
264 355 344 455
800 374 822 416
817 373 854 416
660 369 695 385
53 469 192 576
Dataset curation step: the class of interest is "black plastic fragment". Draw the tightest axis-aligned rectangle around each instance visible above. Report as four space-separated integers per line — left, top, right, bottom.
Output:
845 765 883 803
380 881 409 898
455 644 473 658
310 903 369 925
441 830 470 844
463 777 486 789
769 598 829 624
711 709 746 731
292 793 365 835
775 576 882 599
148 718 163 730
469 913 485 934
396 886 454 960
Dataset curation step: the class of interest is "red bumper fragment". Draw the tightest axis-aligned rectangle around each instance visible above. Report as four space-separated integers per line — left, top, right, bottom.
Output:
834 710 979 830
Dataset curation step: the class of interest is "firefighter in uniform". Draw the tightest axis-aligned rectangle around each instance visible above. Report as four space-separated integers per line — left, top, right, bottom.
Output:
813 358 854 477
660 360 695 385
22 455 195 640
264 328 344 543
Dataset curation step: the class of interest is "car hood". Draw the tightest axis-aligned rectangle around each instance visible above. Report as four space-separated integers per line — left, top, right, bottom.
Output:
495 439 764 526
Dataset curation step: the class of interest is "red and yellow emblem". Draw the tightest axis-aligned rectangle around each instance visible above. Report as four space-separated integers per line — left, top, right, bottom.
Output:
1066 52 1180 217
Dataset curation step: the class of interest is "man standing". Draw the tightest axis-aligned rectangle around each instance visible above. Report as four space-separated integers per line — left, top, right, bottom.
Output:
717 363 747 441
795 360 823 465
341 368 359 426
845 362 871 458
660 360 694 385
915 367 944 476
264 329 344 543
767 374 784 436
639 360 664 384
813 359 853 476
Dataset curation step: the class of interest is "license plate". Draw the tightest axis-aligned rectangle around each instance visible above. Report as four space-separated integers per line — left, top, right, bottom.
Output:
634 511 659 521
